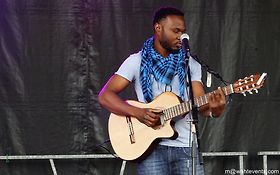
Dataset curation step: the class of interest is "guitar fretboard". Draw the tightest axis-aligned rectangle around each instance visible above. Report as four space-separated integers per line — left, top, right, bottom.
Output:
161 84 234 121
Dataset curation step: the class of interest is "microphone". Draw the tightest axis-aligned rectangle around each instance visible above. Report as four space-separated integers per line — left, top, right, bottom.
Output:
180 33 190 53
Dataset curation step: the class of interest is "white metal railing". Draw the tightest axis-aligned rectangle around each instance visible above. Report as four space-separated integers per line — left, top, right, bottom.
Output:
258 151 280 175
203 152 248 175
0 152 249 175
0 154 126 175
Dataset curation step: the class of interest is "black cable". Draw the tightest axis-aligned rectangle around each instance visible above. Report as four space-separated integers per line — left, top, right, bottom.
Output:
191 54 233 104
191 54 230 85
94 139 120 159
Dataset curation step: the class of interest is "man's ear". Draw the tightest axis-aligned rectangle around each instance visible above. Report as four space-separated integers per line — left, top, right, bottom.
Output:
154 23 161 33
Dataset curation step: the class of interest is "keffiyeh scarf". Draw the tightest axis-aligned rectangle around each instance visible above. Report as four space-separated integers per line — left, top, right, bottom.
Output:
140 37 186 102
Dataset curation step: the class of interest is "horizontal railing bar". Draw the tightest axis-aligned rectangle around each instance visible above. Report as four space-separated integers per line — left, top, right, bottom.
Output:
0 152 250 160
0 154 118 160
202 152 248 156
258 151 280 156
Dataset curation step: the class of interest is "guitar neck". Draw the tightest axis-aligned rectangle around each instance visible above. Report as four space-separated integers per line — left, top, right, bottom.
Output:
161 84 234 121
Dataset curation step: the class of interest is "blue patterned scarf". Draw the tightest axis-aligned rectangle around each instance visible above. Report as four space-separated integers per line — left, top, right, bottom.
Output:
140 37 186 102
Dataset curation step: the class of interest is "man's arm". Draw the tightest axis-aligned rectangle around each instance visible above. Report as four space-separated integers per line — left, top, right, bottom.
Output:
192 81 225 117
98 74 160 127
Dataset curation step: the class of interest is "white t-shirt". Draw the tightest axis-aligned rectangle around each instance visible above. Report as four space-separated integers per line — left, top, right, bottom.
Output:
116 51 202 147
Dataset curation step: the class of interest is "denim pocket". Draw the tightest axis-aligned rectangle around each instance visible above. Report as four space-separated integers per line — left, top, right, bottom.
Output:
181 147 192 157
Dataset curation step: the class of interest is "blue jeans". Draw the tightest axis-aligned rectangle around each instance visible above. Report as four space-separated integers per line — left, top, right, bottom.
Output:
137 145 205 175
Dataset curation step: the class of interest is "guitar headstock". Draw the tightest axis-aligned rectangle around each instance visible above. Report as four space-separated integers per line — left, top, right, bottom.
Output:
233 73 267 96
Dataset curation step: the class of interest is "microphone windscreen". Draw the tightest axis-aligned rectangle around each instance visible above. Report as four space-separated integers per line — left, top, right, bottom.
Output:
180 33 190 42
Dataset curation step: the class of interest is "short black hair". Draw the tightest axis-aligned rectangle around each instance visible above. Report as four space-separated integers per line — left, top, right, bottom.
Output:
153 7 184 26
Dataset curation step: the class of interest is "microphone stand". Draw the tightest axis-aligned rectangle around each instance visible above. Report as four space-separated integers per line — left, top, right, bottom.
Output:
184 51 203 175
185 51 229 175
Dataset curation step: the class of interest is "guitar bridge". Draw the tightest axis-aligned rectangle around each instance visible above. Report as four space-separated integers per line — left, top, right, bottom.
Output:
126 116 135 144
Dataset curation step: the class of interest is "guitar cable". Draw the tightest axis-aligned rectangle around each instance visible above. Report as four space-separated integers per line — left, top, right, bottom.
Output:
94 139 120 159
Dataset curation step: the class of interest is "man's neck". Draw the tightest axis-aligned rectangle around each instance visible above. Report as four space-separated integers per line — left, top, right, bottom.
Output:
153 38 169 58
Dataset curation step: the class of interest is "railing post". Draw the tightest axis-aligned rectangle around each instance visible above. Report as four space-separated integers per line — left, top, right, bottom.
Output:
49 159 58 175
119 160 127 175
239 155 244 175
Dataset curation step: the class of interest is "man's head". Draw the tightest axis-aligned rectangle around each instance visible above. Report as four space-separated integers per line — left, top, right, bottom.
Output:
153 7 186 55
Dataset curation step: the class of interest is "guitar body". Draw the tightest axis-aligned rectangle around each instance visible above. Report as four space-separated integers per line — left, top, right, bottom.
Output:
108 92 181 161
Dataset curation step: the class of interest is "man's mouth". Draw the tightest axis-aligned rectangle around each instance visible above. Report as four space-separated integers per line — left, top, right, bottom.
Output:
175 42 182 48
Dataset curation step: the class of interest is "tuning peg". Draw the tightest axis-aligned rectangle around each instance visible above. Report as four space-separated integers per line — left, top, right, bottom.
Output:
244 77 248 83
251 84 258 93
242 92 246 96
248 90 253 94
238 79 243 85
250 75 254 82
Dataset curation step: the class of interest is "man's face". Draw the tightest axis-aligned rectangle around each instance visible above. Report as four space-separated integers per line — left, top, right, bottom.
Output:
156 15 186 53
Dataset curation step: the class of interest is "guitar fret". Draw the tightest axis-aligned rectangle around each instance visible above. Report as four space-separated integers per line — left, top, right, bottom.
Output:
174 107 177 117
168 109 172 119
204 95 208 104
167 109 170 119
179 104 183 114
174 107 178 116
178 105 182 115
203 95 207 104
201 96 204 106
183 104 186 113
169 108 173 119
223 86 227 96
206 93 210 103
183 102 186 113
171 108 175 118
181 103 186 113
199 96 203 106
166 109 171 120
177 105 181 115
183 102 187 113
168 109 171 120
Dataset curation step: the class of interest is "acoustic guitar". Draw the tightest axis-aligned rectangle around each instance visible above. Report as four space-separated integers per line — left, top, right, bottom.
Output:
108 73 267 160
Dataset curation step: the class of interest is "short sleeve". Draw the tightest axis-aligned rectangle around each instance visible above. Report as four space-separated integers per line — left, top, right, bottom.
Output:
115 52 141 82
189 57 202 82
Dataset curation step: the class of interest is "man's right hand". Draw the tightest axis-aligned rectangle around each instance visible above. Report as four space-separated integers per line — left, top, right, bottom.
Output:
98 74 161 127
134 108 161 127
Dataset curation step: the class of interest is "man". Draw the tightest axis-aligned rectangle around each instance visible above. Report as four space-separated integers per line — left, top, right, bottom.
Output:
98 7 226 175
